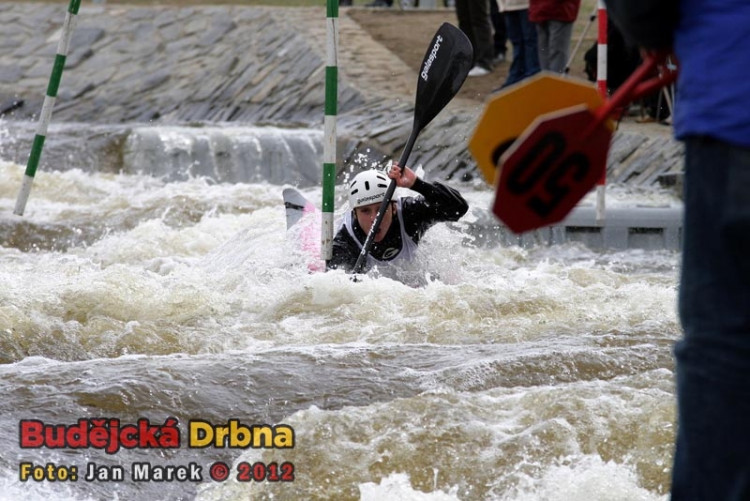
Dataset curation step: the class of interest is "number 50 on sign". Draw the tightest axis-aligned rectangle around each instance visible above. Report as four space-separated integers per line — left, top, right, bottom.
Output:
494 104 611 234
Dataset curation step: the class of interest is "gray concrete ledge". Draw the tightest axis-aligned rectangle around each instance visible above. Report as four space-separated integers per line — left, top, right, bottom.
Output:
464 205 683 251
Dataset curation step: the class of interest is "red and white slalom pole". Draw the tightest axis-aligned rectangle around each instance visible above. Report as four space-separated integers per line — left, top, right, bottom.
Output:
595 0 607 222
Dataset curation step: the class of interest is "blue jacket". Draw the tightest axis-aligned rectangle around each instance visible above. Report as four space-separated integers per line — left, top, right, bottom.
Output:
673 0 750 147
606 0 750 148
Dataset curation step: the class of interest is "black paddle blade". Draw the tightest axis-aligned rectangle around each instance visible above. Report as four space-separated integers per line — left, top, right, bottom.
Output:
414 22 473 130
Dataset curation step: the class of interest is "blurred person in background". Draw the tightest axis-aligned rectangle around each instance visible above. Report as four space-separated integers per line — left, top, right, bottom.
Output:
497 0 540 87
490 0 508 64
455 0 496 76
529 0 581 73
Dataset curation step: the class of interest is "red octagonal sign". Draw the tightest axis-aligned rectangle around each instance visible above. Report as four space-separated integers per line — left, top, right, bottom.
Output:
493 105 611 234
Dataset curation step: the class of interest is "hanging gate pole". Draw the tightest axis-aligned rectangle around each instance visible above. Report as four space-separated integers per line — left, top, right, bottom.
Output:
14 0 82 216
595 0 607 223
321 0 339 261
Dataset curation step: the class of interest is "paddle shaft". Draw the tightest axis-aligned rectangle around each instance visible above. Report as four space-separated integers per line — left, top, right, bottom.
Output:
351 126 418 274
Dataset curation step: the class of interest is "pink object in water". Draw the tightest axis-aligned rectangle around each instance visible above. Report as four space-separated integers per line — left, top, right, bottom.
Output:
283 188 325 273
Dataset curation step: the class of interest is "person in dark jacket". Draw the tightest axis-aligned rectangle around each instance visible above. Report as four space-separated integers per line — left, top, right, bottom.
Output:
528 0 581 73
606 1 750 499
327 163 469 274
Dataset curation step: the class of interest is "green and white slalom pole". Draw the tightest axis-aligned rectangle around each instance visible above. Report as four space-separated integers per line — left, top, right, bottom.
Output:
14 0 82 216
321 0 339 261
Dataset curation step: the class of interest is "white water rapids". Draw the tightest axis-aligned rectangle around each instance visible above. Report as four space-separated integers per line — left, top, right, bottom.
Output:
0 124 680 501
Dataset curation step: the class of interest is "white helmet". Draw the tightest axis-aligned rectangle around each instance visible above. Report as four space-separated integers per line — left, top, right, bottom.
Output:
348 170 389 209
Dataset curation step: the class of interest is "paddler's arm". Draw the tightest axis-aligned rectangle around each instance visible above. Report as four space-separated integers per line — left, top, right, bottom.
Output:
388 162 468 222
407 178 469 222
388 162 468 242
390 162 467 225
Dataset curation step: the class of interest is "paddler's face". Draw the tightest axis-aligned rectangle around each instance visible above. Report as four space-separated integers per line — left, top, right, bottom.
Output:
355 202 395 242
